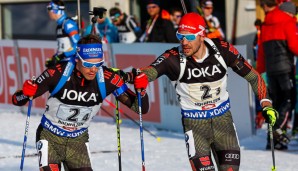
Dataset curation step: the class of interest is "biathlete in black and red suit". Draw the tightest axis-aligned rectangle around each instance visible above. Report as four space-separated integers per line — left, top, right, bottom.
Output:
12 34 150 171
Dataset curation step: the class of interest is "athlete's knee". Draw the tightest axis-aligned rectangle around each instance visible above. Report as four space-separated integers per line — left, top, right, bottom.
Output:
40 164 61 171
189 155 216 171
217 150 240 170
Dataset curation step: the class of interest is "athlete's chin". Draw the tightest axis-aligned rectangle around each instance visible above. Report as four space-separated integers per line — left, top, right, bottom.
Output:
183 49 193 56
85 75 96 80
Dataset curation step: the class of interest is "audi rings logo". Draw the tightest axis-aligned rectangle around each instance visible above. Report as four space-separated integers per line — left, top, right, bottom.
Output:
225 153 240 160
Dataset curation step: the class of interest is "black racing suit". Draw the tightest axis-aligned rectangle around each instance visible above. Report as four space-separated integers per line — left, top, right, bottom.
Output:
12 63 149 171
138 38 269 171
116 13 142 43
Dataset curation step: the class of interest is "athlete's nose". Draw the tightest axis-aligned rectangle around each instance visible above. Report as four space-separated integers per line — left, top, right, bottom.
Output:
90 66 98 72
181 38 189 45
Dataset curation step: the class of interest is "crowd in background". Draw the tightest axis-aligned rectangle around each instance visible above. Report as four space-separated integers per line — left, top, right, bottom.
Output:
47 0 298 151
76 0 225 44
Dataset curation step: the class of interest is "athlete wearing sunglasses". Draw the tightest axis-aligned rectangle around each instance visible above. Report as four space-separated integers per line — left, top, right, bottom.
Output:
12 34 150 171
76 43 104 69
124 12 276 171
75 43 105 80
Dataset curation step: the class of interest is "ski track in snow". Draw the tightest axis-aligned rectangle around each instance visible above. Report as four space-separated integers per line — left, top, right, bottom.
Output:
0 112 298 171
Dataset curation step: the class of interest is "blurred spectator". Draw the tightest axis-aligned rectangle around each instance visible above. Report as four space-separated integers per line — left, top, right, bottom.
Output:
161 9 171 20
109 7 142 43
253 19 262 62
140 0 178 43
279 1 297 17
45 0 80 68
257 0 298 150
277 0 292 5
279 1 298 137
84 9 118 43
169 7 183 31
201 0 225 40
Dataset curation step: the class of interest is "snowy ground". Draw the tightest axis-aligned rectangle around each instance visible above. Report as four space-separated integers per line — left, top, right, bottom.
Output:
0 111 298 171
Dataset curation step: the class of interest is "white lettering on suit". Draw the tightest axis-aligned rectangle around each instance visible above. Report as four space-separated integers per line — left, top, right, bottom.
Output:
61 89 97 102
187 65 222 79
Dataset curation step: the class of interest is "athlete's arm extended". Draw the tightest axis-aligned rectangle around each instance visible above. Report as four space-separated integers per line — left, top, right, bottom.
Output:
125 48 181 83
108 67 149 114
229 55 270 107
12 65 63 106
218 40 271 107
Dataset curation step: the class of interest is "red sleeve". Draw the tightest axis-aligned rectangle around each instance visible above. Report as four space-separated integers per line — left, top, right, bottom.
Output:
285 19 298 56
256 42 266 74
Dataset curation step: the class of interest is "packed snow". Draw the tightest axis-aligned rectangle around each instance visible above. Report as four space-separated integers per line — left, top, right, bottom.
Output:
0 111 298 171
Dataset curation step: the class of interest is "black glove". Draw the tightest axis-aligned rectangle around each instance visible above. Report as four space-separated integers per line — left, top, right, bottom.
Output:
118 68 137 84
110 68 129 83
45 53 65 68
262 106 279 126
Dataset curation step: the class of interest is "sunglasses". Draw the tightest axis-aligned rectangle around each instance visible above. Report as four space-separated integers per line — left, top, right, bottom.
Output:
78 55 104 68
110 13 120 21
176 32 202 41
147 5 158 9
203 7 213 10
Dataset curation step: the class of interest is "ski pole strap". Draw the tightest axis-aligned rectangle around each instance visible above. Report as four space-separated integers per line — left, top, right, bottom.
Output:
113 84 128 97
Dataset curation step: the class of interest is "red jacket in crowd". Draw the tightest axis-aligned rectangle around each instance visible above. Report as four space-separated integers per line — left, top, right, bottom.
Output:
257 7 298 74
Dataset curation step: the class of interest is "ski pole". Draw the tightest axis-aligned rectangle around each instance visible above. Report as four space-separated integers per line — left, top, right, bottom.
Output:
103 99 160 141
137 89 146 171
269 124 276 171
20 76 35 171
180 0 187 14
115 99 122 171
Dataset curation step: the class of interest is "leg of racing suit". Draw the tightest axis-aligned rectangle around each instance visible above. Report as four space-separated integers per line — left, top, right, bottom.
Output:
183 111 240 171
36 125 93 171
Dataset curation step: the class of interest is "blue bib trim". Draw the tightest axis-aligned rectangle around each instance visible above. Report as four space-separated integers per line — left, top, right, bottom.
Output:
41 115 87 138
50 60 75 97
113 84 128 97
96 67 106 99
181 99 230 119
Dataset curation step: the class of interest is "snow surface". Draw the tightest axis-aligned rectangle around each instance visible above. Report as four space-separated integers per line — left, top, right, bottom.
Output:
0 111 298 171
